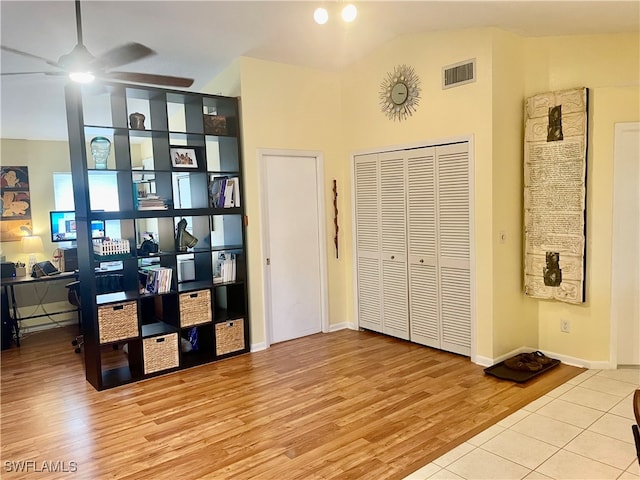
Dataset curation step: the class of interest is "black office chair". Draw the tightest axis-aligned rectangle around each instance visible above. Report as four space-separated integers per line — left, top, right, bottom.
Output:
66 274 124 353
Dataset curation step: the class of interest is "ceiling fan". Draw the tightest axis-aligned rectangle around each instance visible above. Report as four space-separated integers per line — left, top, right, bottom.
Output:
1 0 194 88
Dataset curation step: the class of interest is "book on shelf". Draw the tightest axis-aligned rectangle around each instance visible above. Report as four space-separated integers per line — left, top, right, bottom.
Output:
139 265 173 294
209 176 240 209
213 253 236 284
232 177 241 207
223 178 234 208
209 176 228 208
223 177 241 208
137 194 167 210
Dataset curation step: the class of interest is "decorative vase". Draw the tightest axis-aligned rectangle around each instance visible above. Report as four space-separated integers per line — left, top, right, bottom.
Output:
129 112 146 130
90 136 111 170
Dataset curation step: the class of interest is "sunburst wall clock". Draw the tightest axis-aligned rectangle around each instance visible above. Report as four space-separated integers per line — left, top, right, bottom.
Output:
379 64 421 122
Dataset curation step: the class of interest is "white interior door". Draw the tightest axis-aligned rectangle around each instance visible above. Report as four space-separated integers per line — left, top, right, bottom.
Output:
612 122 640 366
262 152 325 344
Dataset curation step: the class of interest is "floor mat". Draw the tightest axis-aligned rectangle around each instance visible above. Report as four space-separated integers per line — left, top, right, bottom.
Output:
484 358 561 383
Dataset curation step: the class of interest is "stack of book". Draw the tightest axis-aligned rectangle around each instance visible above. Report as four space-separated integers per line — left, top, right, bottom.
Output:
139 265 173 294
213 253 236 284
209 176 241 208
137 194 167 210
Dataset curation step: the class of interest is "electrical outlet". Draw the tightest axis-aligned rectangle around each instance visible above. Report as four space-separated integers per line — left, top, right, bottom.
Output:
560 319 571 333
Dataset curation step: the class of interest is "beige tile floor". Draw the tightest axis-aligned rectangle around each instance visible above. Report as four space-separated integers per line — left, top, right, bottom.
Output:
405 368 640 480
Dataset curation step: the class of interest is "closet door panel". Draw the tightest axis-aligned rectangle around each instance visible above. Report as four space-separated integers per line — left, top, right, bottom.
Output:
379 152 407 261
379 151 408 338
407 147 437 264
409 263 439 347
354 154 382 332
382 257 409 339
437 143 471 356
437 144 470 264
440 266 471 355
357 256 382 332
406 147 439 346
355 155 381 255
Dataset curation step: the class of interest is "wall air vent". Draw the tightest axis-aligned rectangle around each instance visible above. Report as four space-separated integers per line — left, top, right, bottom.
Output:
442 59 476 89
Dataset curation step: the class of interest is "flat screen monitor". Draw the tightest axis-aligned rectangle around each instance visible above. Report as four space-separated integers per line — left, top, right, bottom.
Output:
49 211 105 243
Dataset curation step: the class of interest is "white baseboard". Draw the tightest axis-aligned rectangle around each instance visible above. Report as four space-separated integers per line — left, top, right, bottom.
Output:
250 341 267 353
16 300 78 333
473 355 494 367
20 318 76 335
476 345 614 370
329 322 357 332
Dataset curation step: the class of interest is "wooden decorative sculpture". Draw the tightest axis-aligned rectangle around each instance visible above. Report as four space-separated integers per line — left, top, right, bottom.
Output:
333 179 339 259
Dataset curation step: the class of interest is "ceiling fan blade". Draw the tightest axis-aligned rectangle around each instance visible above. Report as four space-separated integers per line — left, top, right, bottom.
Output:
1 45 61 68
0 71 64 76
92 43 156 70
103 71 194 88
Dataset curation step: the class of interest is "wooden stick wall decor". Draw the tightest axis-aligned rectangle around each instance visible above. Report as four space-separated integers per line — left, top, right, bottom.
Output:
333 179 339 259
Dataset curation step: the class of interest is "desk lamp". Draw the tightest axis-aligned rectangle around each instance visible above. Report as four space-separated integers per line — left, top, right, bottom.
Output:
21 235 44 273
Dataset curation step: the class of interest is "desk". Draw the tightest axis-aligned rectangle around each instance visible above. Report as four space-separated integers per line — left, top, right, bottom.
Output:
2 272 78 347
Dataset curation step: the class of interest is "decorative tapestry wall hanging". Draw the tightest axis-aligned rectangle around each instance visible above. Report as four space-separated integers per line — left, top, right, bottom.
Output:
523 87 588 304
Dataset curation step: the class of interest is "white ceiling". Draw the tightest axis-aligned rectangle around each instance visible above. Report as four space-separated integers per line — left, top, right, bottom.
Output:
1 0 638 141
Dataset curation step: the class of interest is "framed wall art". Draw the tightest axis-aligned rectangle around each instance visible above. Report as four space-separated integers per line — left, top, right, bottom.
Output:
170 148 198 168
0 166 32 241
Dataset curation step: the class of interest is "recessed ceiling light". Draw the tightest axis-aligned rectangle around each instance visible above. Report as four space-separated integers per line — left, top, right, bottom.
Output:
314 7 329 25
341 4 357 22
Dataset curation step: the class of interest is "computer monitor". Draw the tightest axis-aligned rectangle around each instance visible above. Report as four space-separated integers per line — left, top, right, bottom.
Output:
49 211 105 243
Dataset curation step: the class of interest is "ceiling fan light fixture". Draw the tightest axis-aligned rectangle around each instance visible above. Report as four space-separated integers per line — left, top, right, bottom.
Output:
69 71 95 83
314 7 329 25
341 4 357 22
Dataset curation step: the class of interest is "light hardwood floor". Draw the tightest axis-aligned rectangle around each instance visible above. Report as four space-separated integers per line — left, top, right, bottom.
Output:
0 326 584 479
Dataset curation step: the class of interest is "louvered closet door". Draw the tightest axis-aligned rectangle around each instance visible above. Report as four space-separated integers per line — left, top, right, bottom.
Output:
406 147 440 348
437 143 471 356
354 154 382 333
379 151 409 340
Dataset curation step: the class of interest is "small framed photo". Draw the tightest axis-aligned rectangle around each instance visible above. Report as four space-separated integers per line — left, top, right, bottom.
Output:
170 147 198 168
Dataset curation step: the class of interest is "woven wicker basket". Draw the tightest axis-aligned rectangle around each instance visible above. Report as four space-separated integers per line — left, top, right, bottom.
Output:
215 319 244 356
179 290 212 328
97 301 138 344
143 333 179 374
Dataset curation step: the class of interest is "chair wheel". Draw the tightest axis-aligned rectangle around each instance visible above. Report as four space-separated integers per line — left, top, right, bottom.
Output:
72 339 79 346
74 347 81 354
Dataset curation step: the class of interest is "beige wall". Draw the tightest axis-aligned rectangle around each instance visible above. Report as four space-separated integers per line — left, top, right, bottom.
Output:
0 139 73 324
490 29 539 357
226 29 639 365
524 33 640 365
206 57 346 347
341 28 496 359
0 139 71 262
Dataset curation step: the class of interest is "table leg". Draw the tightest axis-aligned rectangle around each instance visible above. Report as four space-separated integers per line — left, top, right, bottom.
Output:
8 285 20 347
